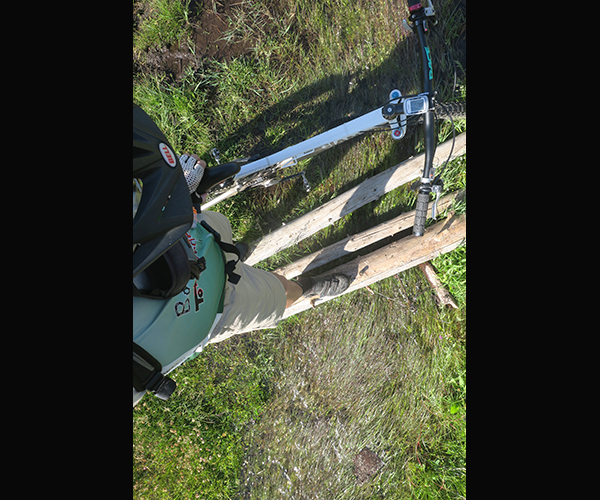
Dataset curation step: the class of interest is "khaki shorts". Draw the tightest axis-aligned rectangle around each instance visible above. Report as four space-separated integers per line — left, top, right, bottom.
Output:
198 211 286 344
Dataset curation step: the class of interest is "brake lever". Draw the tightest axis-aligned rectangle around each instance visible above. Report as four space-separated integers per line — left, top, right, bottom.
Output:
423 0 436 17
210 148 221 165
431 177 444 220
405 0 438 31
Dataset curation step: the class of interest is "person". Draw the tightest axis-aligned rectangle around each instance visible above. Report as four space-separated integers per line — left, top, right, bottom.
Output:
133 103 349 406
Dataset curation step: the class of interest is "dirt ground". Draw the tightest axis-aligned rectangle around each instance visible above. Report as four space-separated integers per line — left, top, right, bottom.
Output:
133 0 465 87
133 0 257 82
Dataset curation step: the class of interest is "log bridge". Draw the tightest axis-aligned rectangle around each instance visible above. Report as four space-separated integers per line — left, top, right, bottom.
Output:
244 132 467 317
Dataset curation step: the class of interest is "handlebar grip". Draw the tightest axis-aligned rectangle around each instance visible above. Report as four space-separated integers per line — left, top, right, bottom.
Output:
413 191 430 237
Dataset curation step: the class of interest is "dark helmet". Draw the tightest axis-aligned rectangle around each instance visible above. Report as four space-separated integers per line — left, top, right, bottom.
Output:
133 103 193 284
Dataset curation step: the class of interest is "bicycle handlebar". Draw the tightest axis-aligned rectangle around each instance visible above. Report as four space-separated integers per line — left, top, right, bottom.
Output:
406 0 437 236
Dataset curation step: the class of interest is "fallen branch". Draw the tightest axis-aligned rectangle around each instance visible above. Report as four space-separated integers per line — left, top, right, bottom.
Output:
418 261 459 309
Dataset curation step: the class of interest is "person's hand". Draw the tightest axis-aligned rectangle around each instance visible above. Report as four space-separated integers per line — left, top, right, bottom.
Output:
179 153 207 203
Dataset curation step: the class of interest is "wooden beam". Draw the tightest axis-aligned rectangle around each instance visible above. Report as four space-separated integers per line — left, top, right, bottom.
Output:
244 132 467 266
273 189 464 279
282 213 466 319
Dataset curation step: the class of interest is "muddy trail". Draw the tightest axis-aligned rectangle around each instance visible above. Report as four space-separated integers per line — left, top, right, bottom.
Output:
133 0 263 83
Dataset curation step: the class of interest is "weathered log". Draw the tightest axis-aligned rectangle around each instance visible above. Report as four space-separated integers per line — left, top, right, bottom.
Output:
244 132 467 266
274 190 464 279
282 213 466 319
418 261 459 309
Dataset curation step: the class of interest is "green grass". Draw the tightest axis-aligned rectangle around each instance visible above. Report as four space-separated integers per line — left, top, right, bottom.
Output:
133 73 213 156
133 335 278 498
133 0 193 54
134 1 465 498
235 274 465 499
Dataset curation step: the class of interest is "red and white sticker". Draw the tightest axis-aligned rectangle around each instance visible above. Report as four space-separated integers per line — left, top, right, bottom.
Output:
159 143 177 167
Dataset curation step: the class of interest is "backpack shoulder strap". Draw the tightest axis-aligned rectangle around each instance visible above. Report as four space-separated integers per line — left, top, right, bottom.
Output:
133 342 176 400
199 220 242 285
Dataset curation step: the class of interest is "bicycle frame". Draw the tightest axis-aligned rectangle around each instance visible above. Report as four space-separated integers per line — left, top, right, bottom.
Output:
202 0 441 238
201 91 406 210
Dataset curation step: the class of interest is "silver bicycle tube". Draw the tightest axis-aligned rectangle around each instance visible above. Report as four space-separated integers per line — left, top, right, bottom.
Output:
201 93 403 210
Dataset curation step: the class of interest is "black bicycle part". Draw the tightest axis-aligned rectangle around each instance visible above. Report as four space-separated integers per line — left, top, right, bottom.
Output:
413 190 430 237
432 101 465 120
407 1 437 236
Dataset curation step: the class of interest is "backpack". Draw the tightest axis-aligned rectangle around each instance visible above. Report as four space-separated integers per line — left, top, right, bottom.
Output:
133 218 241 402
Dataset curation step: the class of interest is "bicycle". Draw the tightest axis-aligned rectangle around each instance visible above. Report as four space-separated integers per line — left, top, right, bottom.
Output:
194 0 465 237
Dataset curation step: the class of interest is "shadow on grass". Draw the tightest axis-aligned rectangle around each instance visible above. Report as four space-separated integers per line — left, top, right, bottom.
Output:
216 14 465 245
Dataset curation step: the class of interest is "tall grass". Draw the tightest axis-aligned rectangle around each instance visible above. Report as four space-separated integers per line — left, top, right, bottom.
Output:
237 275 465 499
133 334 279 497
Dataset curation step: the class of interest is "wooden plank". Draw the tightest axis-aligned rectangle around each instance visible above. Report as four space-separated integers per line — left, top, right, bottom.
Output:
273 189 464 279
244 132 467 266
282 213 466 319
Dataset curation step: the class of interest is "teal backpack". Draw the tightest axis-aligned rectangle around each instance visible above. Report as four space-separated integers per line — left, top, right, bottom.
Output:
133 218 240 403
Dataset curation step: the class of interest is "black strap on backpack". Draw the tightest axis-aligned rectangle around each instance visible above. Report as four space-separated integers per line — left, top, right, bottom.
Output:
133 342 176 400
133 237 202 300
199 220 242 285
